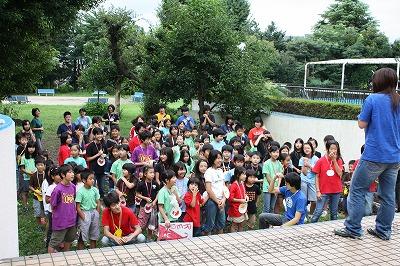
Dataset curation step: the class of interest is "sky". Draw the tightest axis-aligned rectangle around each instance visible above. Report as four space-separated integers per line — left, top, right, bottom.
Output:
101 0 399 42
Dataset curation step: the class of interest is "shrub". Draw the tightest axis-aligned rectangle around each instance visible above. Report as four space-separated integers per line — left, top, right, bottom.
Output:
270 97 361 120
0 102 20 118
82 102 108 116
56 84 74 93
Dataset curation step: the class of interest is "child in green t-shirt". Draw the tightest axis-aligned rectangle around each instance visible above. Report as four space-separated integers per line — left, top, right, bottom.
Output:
158 169 180 227
110 144 133 185
262 145 284 213
76 169 101 249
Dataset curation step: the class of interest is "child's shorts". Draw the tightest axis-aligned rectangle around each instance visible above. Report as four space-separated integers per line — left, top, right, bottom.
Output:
301 181 317 202
138 206 151 229
78 209 100 242
227 213 248 224
49 226 77 248
33 199 44 218
20 179 29 193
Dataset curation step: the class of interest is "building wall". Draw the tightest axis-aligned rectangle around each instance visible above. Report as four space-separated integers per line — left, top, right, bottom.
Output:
0 115 19 259
264 112 364 167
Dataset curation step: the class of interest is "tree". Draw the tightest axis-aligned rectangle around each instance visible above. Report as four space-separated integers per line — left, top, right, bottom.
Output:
225 0 251 32
259 21 289 52
0 0 100 99
141 0 280 124
78 8 145 113
392 40 400 57
309 0 391 88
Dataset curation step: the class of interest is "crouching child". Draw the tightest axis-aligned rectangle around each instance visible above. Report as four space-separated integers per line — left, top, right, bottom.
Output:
259 172 307 228
101 191 146 246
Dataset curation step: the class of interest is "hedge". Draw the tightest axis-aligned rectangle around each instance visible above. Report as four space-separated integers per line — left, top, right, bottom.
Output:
270 97 361 120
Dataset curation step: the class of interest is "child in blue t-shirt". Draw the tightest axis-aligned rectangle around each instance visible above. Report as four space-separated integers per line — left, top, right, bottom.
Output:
259 172 307 229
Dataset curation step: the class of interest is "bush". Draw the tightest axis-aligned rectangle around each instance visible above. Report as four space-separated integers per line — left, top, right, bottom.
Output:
0 102 20 118
82 102 108 116
270 97 361 120
56 83 74 93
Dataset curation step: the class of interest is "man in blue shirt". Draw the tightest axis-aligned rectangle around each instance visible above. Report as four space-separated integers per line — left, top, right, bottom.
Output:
259 172 307 228
57 111 76 138
175 106 195 130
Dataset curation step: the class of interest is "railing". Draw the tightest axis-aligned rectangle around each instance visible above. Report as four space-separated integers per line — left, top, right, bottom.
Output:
277 85 371 105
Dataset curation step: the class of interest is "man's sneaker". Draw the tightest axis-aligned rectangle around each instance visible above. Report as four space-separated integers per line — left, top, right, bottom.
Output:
367 228 390 241
334 228 361 239
321 210 328 217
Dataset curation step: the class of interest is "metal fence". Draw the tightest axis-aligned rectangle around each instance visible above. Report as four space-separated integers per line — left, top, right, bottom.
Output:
278 85 371 105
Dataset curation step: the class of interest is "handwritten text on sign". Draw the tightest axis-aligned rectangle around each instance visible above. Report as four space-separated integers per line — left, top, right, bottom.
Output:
158 222 193 240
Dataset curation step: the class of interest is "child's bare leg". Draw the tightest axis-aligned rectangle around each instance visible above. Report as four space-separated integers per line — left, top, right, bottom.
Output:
237 222 244 232
21 192 28 206
310 202 316 215
230 222 238 233
147 229 153 240
77 241 85 250
89 240 97 249
48 246 56 253
63 242 72 251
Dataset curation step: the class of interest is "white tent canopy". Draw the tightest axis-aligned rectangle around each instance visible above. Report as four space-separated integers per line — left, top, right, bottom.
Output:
304 58 400 90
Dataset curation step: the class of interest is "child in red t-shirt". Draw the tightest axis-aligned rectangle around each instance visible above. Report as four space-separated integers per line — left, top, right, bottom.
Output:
183 178 204 237
228 166 249 232
311 140 343 223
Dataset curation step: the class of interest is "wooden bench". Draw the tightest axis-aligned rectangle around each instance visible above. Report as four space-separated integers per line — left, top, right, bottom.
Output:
132 92 144 102
92 90 108 96
7 95 30 104
87 97 108 104
37 88 55 96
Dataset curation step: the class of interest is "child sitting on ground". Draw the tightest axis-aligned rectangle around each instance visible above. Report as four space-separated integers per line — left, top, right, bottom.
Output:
76 169 101 250
259 172 307 229
101 191 146 246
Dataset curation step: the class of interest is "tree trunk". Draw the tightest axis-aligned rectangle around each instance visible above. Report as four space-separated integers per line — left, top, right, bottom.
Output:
115 80 121 115
197 79 206 120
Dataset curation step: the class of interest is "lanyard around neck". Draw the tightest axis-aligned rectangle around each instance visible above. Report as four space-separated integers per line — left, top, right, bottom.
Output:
111 209 122 231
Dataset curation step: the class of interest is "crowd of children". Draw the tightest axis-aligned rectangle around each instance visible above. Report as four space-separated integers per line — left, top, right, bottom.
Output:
14 104 400 252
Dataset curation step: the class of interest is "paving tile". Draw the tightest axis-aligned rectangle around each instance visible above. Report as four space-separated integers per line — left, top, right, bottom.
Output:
8 214 400 265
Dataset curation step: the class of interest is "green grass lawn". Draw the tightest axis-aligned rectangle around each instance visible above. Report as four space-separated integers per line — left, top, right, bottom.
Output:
16 103 142 156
